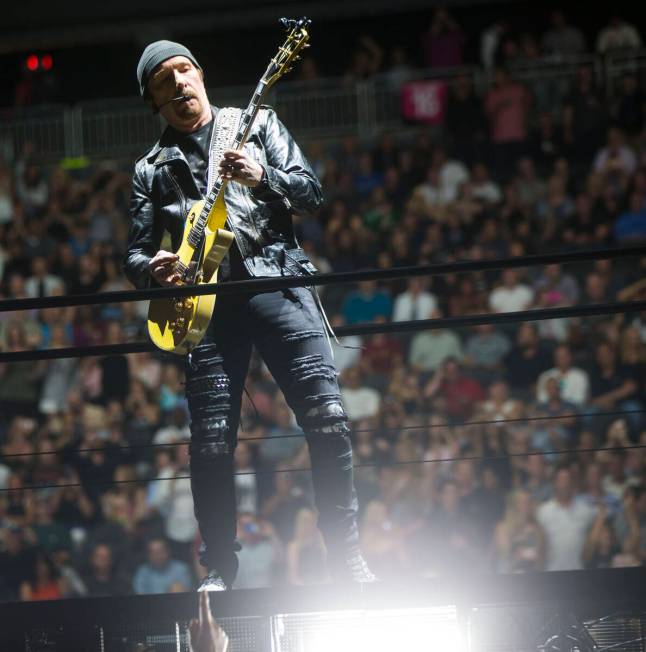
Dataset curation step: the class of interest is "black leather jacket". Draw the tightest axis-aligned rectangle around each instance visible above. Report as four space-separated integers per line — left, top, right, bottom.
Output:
123 105 323 289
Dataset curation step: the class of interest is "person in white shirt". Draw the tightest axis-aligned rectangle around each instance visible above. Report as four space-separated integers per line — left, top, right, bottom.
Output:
24 256 65 298
476 379 523 421
481 21 508 69
541 11 586 57
234 442 258 515
408 309 463 372
161 442 199 556
537 466 597 570
593 126 637 178
471 162 502 204
489 269 535 313
340 366 380 421
536 344 589 406
596 17 642 55
433 146 470 203
393 277 438 322
414 167 451 209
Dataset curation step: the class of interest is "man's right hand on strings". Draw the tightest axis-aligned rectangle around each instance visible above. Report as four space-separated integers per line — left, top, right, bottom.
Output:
149 250 180 286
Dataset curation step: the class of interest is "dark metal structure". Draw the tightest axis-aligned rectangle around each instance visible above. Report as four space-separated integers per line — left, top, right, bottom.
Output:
3 0 515 53
1 568 645 651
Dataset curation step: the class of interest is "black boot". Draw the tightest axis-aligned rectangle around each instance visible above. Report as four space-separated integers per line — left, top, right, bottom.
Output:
190 453 240 589
197 569 229 592
306 434 378 583
327 546 378 583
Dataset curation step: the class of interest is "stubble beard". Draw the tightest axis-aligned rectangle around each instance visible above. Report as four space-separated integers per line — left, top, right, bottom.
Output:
169 95 211 132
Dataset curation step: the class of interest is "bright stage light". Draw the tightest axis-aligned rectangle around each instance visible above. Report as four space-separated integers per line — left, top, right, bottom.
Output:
279 606 466 652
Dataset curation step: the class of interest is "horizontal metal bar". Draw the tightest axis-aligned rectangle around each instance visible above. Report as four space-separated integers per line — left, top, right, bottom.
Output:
0 245 643 315
2 299 645 363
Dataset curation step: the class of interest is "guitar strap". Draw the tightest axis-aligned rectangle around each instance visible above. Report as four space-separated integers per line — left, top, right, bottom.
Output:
206 106 243 232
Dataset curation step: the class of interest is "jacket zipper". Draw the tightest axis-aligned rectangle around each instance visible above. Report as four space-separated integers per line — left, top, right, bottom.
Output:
164 166 188 221
242 185 264 245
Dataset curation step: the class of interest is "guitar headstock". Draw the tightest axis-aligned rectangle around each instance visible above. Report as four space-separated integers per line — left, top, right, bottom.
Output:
264 17 311 88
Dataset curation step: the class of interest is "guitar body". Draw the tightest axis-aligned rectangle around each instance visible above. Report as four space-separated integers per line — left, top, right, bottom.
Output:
147 195 234 354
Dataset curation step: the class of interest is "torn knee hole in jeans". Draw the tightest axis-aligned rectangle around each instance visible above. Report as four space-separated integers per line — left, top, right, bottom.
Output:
185 345 223 370
304 392 341 407
281 329 325 343
306 401 346 420
309 421 350 436
290 354 337 385
190 418 232 458
190 441 231 459
304 401 349 435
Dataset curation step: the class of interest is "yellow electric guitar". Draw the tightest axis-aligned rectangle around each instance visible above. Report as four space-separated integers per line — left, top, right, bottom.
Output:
147 17 311 354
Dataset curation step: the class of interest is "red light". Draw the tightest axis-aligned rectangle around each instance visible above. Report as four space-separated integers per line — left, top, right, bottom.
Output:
26 54 39 71
41 54 53 70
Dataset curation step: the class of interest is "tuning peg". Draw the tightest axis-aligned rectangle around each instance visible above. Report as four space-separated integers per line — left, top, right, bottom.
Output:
280 16 311 31
279 17 296 30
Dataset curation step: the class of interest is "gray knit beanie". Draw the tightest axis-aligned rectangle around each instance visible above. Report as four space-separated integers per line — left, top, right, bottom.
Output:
136 40 201 97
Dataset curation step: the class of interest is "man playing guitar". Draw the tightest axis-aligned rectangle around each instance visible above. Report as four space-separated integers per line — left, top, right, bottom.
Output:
124 39 375 590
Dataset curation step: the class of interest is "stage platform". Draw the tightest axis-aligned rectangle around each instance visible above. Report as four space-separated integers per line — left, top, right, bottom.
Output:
1 568 645 651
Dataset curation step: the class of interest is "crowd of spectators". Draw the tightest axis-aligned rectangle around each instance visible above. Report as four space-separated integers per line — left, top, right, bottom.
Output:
11 7 645 108
326 10 644 91
1 9 646 603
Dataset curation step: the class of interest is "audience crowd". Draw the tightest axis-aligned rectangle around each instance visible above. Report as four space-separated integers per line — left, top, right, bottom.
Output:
1 9 646 603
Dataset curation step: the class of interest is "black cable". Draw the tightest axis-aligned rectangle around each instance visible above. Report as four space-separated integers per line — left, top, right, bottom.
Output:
0 342 152 363
0 244 643 314
3 298 646 363
2 407 643 461
2 442 644 494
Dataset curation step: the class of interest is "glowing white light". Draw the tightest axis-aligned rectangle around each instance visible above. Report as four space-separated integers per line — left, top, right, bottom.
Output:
301 607 465 652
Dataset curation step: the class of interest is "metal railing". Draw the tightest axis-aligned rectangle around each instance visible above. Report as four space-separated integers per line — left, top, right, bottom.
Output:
0 50 644 163
604 48 646 96
0 105 67 161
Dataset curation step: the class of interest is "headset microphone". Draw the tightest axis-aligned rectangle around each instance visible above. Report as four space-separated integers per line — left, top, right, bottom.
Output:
157 95 191 109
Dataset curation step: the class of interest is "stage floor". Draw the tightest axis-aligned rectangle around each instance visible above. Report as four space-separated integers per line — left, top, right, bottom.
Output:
1 568 645 651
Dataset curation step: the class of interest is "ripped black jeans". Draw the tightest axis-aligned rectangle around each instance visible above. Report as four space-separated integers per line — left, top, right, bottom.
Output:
185 287 359 585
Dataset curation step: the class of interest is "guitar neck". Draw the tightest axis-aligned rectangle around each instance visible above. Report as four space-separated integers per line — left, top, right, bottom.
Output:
235 78 268 150
189 77 269 246
185 16 311 249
